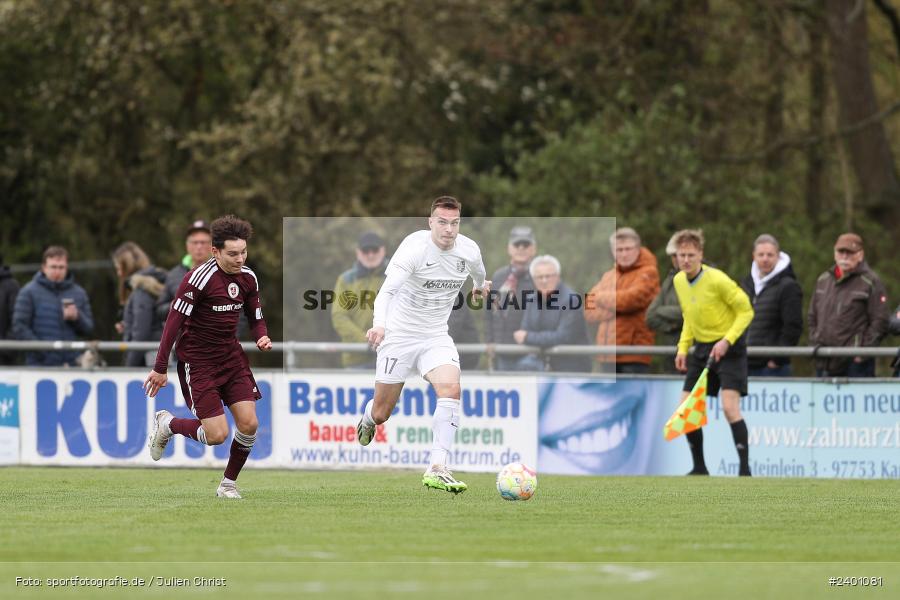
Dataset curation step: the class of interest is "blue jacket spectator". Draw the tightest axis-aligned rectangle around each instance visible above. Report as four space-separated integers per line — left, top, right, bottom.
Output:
12 246 94 366
513 255 591 373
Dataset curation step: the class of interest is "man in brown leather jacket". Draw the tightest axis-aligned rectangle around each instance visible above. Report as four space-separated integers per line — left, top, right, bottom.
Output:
808 233 889 377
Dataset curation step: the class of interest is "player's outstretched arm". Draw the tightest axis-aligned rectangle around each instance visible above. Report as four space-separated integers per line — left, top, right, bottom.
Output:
256 335 272 351
152 275 195 375
144 370 168 398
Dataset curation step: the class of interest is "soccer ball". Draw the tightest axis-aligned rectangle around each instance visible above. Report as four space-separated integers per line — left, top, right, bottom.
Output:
496 462 537 501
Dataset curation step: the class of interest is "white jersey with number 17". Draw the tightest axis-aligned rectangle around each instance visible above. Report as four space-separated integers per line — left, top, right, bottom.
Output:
373 230 486 338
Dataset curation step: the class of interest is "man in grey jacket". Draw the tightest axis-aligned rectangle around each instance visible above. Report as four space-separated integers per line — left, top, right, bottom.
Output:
512 255 590 373
808 233 889 377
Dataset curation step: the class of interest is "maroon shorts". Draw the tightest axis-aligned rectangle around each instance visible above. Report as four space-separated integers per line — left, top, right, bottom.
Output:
176 359 261 420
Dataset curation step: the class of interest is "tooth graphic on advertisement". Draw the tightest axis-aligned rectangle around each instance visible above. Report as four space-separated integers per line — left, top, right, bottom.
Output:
595 427 610 452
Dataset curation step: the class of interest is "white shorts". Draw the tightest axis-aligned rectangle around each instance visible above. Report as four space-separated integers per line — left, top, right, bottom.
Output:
375 334 460 384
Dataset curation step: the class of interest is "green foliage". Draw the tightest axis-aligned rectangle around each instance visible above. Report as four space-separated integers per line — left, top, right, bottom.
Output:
1 0 898 344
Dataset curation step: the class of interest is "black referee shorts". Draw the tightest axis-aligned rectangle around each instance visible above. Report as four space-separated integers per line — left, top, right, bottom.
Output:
682 338 748 397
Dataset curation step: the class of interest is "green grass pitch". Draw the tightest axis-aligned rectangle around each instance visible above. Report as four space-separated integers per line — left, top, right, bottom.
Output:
1 467 898 599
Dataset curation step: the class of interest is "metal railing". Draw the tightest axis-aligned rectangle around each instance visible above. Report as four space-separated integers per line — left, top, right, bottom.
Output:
1 340 897 371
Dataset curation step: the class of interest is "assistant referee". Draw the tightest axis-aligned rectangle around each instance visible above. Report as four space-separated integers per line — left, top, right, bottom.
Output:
672 229 754 476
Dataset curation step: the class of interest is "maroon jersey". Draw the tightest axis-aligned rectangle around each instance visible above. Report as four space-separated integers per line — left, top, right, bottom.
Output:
153 258 267 373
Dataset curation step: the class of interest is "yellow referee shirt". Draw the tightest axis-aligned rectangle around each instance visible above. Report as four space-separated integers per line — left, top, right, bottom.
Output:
673 266 754 355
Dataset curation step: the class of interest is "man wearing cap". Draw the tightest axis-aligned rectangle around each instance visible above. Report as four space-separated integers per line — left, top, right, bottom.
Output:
156 220 214 324
331 231 388 368
486 226 537 370
808 233 889 377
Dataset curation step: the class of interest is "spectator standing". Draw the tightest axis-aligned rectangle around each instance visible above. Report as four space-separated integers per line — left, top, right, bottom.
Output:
0 254 20 365
12 246 94 366
808 233 889 377
738 234 803 376
486 226 537 370
113 242 168 367
157 220 213 323
331 231 388 368
890 304 900 336
513 255 590 373
646 233 684 348
584 227 660 374
889 303 900 377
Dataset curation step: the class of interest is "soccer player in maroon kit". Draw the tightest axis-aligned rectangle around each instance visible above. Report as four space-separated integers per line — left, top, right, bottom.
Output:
144 215 272 498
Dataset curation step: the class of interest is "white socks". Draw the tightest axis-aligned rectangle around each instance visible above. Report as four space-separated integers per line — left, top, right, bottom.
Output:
363 396 460 467
361 399 375 427
431 398 460 467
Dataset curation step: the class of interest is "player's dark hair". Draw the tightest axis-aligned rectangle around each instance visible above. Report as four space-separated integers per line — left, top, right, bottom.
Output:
430 196 462 216
42 245 68 263
211 215 253 249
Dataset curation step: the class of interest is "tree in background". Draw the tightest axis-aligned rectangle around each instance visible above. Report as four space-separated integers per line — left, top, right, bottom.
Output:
1 0 898 348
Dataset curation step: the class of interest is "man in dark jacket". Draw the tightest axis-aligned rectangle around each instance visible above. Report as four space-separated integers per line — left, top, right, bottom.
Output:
513 255 590 373
12 246 94 366
0 254 21 365
739 234 803 376
486 226 536 370
890 303 900 377
808 233 889 377
889 303 900 377
891 304 900 337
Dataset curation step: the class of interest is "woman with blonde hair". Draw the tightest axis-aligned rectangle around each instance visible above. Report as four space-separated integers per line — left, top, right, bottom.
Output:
112 242 167 367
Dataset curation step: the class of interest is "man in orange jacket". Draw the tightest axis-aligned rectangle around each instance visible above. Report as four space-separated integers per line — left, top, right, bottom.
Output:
585 227 660 374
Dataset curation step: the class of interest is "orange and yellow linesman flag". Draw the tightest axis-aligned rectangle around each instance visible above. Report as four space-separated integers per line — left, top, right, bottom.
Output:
664 356 713 441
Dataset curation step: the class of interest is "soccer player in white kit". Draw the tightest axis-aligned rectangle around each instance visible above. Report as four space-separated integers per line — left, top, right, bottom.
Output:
356 196 491 494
